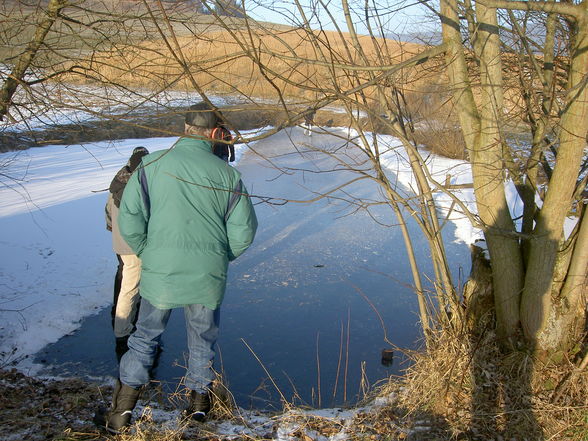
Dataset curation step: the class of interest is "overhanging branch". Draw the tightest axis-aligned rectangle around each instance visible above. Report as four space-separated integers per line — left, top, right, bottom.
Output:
478 0 582 19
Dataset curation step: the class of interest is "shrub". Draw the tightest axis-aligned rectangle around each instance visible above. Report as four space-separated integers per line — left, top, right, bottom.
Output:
412 122 468 160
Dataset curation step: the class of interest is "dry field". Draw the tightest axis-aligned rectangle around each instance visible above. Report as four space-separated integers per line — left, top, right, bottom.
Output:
61 24 429 104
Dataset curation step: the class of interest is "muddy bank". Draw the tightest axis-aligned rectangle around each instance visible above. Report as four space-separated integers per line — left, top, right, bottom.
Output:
0 103 348 152
0 368 103 440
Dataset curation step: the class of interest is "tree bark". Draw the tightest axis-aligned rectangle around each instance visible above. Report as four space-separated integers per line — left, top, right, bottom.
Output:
474 1 525 345
521 3 588 351
441 0 524 344
0 0 68 121
552 210 588 349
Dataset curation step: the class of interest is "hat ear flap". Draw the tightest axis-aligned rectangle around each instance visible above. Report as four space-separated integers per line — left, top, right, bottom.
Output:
211 126 233 142
210 128 219 153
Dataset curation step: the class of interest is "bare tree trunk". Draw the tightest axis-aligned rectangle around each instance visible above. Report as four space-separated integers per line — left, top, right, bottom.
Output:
518 5 557 264
441 0 524 344
522 3 588 351
553 209 588 348
474 1 524 345
440 0 480 149
0 0 68 121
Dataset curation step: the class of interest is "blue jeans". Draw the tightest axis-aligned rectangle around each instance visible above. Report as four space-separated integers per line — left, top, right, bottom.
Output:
119 298 220 393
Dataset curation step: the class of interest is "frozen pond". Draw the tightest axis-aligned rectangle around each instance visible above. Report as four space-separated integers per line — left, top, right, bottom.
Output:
2 128 470 409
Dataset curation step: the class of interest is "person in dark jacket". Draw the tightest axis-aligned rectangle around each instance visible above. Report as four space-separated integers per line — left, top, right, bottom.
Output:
303 107 316 136
105 146 149 361
94 103 257 434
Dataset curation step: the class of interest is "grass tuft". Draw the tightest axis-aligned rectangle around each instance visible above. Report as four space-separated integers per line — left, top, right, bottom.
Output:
392 323 588 440
412 123 468 160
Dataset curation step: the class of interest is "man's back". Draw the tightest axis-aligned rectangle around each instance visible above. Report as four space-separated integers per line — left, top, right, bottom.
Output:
118 137 257 310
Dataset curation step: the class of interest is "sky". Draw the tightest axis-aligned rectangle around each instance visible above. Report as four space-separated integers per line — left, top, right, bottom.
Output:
246 0 438 38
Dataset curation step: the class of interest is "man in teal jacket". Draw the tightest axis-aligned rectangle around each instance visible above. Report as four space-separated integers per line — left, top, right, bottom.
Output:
95 102 257 433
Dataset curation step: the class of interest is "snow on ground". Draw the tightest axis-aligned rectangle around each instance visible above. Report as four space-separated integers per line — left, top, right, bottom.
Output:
127 398 399 441
124 388 401 440
371 130 483 245
0 137 169 369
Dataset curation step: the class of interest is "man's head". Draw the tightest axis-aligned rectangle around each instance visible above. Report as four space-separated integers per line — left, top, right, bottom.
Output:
185 102 221 137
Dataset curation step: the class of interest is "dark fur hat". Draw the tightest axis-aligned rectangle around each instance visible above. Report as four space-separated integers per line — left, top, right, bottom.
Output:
128 146 149 172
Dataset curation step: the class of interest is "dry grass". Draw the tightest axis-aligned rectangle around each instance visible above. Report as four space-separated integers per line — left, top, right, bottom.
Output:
2 335 586 441
0 357 453 441
0 368 103 440
391 324 588 441
60 25 429 104
412 123 468 160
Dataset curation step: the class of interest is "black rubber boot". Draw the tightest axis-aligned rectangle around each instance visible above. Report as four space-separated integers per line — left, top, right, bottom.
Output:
183 390 211 422
94 380 141 434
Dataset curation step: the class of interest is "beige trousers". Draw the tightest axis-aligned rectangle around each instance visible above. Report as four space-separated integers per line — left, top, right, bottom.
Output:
114 254 142 338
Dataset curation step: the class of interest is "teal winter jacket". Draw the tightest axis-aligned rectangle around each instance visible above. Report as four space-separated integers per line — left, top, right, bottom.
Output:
118 137 258 310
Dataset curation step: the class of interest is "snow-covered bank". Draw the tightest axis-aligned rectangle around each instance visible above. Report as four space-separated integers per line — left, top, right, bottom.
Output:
0 85 233 133
372 130 580 243
0 138 168 368
371 131 483 245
